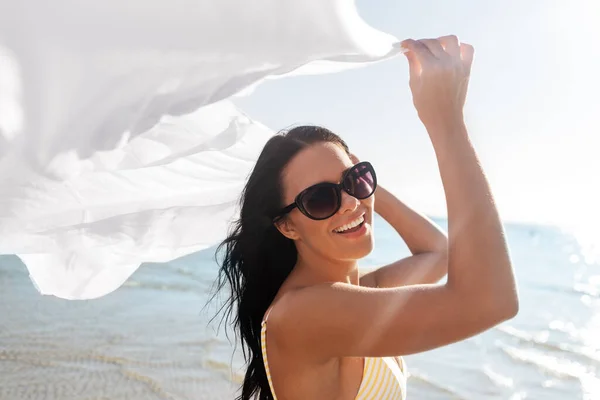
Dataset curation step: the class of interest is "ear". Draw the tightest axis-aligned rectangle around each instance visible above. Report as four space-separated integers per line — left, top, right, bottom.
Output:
274 217 300 240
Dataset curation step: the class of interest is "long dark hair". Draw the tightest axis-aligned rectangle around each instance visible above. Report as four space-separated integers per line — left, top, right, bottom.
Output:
212 125 350 400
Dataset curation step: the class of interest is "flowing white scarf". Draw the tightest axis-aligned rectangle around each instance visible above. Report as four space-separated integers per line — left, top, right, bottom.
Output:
0 0 401 299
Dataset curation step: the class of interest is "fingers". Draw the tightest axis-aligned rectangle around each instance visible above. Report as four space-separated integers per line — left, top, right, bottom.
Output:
438 35 461 57
404 36 464 59
402 36 475 78
419 39 446 59
401 39 434 59
404 50 422 78
460 43 475 74
400 39 425 77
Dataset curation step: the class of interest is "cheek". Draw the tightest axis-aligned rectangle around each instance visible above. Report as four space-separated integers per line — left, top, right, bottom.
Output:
357 196 374 217
293 215 332 240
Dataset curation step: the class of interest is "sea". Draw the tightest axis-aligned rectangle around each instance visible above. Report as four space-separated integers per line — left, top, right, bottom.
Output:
0 216 598 400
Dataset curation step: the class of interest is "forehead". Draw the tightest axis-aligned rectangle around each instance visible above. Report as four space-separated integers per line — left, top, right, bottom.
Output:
282 142 352 201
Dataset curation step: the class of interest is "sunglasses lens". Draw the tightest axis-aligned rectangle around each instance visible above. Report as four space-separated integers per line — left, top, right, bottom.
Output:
345 163 376 199
301 185 339 219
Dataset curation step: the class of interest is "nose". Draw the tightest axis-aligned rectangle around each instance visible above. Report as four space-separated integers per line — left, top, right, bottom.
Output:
338 190 359 215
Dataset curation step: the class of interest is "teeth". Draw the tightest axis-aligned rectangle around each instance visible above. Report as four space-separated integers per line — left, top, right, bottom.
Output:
334 215 365 233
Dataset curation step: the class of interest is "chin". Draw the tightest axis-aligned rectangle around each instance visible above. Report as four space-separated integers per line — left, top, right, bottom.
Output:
337 223 374 260
355 236 375 259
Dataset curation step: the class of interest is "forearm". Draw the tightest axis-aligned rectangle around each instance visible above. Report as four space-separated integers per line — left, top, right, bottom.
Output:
428 121 517 308
374 186 447 255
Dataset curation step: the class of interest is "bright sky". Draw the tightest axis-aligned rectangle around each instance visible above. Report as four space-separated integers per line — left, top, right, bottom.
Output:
235 0 599 232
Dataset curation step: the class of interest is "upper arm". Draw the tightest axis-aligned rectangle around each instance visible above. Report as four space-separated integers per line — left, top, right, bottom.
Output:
275 282 512 361
360 251 448 288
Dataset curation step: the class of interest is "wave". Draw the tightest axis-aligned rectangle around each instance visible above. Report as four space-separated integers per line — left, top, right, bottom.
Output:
122 280 200 293
0 348 180 369
527 282 599 300
497 325 600 366
407 370 468 399
499 343 598 385
573 282 599 298
203 358 245 385
482 364 514 389
499 344 600 400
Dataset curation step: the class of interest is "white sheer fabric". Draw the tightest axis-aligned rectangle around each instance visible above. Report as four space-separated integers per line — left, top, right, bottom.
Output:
0 0 400 299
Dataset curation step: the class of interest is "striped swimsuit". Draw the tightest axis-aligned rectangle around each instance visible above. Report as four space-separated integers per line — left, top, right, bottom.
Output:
261 308 407 399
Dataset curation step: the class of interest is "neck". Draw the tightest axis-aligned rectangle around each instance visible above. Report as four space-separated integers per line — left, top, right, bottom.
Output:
292 245 360 286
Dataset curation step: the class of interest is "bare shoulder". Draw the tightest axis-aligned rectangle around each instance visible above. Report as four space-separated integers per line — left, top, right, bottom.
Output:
265 282 350 336
264 279 515 361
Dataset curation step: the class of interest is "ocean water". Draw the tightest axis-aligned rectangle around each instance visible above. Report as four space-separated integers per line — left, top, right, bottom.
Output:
1 216 598 399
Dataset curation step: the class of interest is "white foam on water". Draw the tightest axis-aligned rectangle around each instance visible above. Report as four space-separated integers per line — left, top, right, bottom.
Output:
500 344 600 399
405 368 467 400
508 391 529 400
483 364 514 388
498 324 600 366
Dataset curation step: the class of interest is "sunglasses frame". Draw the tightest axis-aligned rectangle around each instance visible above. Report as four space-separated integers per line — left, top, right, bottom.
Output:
275 161 377 221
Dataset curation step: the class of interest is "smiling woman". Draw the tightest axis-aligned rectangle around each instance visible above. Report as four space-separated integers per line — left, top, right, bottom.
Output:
213 35 519 400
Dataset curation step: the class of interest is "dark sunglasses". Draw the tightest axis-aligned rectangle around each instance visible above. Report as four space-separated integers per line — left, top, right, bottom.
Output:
275 161 377 221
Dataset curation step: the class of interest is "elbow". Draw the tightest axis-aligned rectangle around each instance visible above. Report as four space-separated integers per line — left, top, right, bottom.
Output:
438 249 449 279
504 293 520 320
438 248 449 272
431 245 449 274
461 285 519 328
467 295 519 334
434 234 449 255
489 290 520 324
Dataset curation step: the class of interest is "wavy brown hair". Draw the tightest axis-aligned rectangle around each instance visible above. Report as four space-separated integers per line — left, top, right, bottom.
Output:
212 126 350 399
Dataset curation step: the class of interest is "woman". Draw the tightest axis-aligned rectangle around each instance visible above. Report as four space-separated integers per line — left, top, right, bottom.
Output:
214 36 519 400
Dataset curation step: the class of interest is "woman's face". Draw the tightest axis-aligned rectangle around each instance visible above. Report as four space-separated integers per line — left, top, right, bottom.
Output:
277 142 374 262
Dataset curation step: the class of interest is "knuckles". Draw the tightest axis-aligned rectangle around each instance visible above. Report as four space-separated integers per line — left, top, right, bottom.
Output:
406 36 474 79
422 59 464 77
438 34 460 46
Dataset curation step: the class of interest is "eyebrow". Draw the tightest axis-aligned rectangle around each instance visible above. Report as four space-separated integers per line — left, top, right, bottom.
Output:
299 165 352 193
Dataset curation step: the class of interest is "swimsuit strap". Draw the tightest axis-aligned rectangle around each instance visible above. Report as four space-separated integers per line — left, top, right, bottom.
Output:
261 304 278 400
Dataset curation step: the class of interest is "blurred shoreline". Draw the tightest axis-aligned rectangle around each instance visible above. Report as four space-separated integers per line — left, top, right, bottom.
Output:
1 218 598 399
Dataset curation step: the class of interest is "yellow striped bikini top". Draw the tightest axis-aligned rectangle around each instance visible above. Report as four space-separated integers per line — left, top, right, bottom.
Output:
260 308 407 399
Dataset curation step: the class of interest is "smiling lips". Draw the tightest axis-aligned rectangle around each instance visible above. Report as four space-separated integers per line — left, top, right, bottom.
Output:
334 214 365 233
